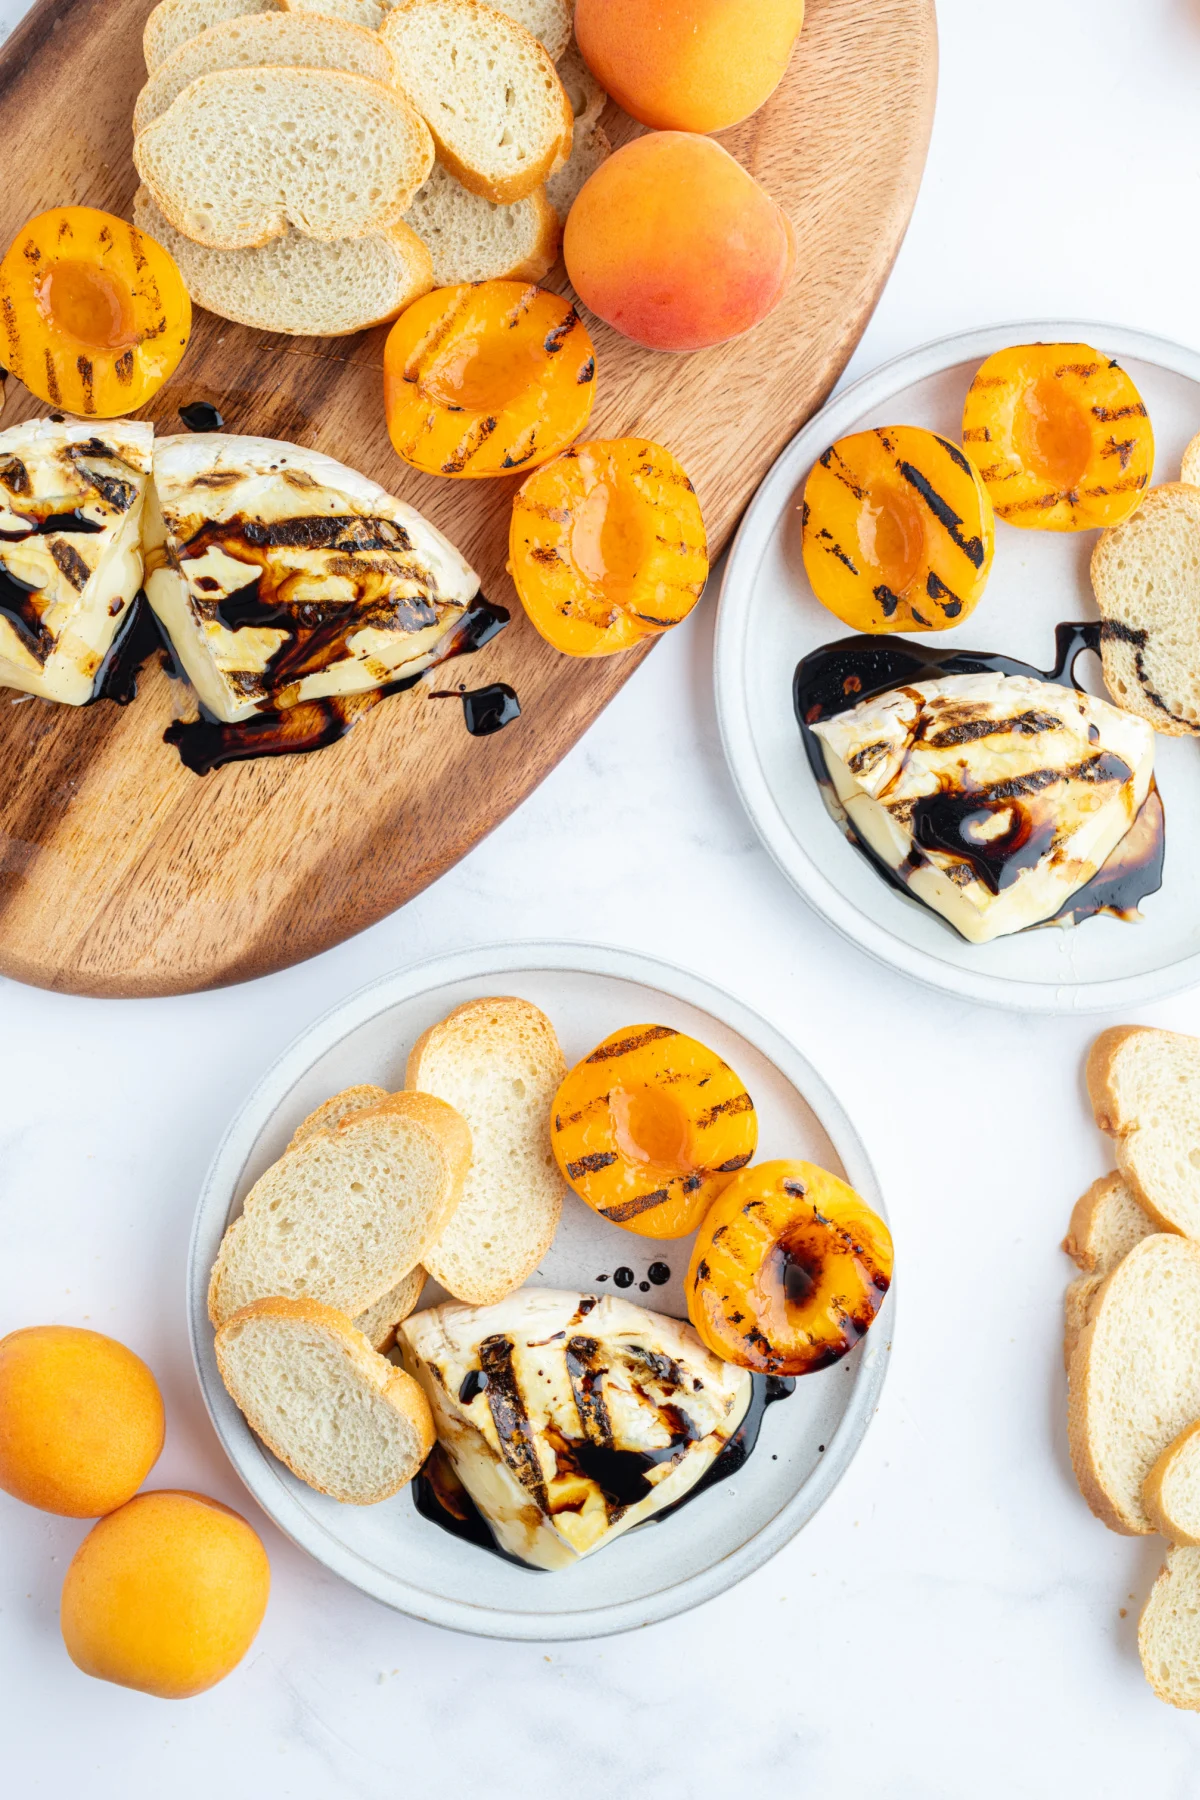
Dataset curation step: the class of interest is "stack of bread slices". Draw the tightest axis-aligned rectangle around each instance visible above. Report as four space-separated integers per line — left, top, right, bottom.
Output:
210 997 567 1504
1065 1026 1200 1708
133 0 611 337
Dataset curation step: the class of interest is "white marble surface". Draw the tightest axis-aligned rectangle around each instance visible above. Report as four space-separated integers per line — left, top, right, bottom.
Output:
5 0 1200 1791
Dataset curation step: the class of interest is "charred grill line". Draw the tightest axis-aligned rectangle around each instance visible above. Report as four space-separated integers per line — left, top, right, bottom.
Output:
896 459 986 568
49 539 91 591
564 1336 613 1446
479 1335 548 1510
565 1151 617 1179
600 1187 670 1223
921 709 1062 748
586 1026 677 1062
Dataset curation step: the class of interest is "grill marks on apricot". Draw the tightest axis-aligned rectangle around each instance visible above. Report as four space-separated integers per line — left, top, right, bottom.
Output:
801 425 995 634
962 344 1153 531
551 1026 757 1240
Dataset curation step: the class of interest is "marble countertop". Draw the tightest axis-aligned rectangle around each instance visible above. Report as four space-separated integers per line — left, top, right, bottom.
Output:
6 1 1200 1793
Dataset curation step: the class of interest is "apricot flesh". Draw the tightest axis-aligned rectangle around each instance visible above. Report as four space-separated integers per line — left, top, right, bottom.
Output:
563 133 794 353
61 1490 270 1699
0 1325 164 1517
575 0 805 133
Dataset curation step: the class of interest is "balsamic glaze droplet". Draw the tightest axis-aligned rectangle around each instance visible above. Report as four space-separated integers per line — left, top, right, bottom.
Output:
179 401 225 432
639 1281 651 1292
647 1262 671 1286
612 1267 635 1289
458 1369 488 1405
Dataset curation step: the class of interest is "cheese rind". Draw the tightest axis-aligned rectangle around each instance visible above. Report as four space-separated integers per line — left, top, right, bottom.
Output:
812 671 1156 943
401 1288 752 1570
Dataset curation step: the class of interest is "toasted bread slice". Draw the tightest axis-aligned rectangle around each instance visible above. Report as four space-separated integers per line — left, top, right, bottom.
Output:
134 11 399 132
133 188 431 337
144 0 277 72
382 0 573 204
545 120 610 223
1091 484 1200 737
1087 1026 1200 1236
283 1083 424 1349
407 996 566 1305
1140 1546 1200 1709
406 164 559 283
1063 1172 1157 1368
1144 1421 1200 1546
556 37 606 130
208 1090 470 1327
135 67 434 251
490 0 571 58
1067 1233 1200 1534
215 1297 434 1502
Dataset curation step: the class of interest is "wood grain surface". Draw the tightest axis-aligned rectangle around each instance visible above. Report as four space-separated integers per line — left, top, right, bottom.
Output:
0 0 936 997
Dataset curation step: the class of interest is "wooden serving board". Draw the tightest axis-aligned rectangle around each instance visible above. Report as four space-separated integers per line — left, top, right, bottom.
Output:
0 0 936 997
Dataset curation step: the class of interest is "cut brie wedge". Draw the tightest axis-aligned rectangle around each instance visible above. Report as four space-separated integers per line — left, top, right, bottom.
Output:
0 418 152 705
400 1289 752 1571
145 434 480 723
812 671 1156 944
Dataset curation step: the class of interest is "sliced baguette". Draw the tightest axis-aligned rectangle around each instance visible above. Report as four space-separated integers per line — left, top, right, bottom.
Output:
133 188 432 336
545 120 610 223
284 1082 424 1349
1087 1026 1200 1236
1091 484 1200 737
1063 1172 1157 1368
208 1090 470 1327
556 37 607 131
134 11 400 133
144 0 277 73
406 163 559 284
215 1297 434 1502
1144 1420 1200 1546
135 68 434 251
407 996 566 1305
488 0 571 58
1140 1546 1200 1710
382 0 573 204
1067 1233 1200 1534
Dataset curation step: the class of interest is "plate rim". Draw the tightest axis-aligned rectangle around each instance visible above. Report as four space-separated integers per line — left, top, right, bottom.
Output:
186 938 891 1642
714 318 1200 1015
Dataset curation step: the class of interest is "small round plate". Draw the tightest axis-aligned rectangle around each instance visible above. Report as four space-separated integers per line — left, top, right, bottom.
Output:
715 321 1200 1013
187 942 890 1641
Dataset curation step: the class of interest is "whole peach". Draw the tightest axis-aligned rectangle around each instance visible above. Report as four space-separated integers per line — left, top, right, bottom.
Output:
563 133 794 353
61 1490 270 1698
575 0 805 133
0 1324 164 1517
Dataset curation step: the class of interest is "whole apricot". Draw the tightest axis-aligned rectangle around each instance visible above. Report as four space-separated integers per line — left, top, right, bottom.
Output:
575 0 805 133
61 1490 270 1698
0 1325 164 1517
563 133 794 353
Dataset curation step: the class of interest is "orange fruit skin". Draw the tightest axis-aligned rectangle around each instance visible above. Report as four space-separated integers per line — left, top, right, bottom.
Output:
0 1325 164 1517
60 1490 270 1699
563 134 794 354
575 0 805 133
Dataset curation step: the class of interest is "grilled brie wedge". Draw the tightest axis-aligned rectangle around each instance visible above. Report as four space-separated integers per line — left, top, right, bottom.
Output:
812 671 1156 943
401 1289 752 1571
144 435 480 723
0 418 153 706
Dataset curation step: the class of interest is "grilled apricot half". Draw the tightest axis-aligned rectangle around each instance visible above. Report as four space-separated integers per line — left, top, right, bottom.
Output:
383 281 596 479
552 1024 757 1239
962 343 1153 531
510 438 709 656
0 207 191 417
801 425 994 634
687 1160 892 1376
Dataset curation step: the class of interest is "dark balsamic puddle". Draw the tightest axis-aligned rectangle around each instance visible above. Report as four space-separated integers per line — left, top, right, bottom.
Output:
411 1373 796 1571
164 596 512 774
430 681 521 737
793 622 1165 933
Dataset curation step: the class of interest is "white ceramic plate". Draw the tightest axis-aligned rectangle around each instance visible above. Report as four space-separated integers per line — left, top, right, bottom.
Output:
187 942 890 1641
715 321 1200 1013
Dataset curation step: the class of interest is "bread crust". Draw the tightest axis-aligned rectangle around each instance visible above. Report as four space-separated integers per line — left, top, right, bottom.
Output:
215 1296 434 1503
1143 1420 1200 1547
286 1084 391 1151
1085 1026 1146 1136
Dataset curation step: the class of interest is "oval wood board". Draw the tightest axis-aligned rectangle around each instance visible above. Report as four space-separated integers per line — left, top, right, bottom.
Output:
0 0 936 997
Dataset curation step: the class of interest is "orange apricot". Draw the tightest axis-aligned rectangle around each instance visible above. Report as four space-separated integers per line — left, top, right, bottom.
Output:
563 133 794 353
509 438 709 656
383 281 596 479
552 1024 757 1239
0 208 191 417
0 1325 164 1517
575 0 805 133
687 1160 893 1376
61 1490 270 1698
